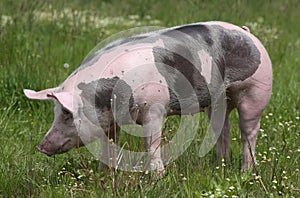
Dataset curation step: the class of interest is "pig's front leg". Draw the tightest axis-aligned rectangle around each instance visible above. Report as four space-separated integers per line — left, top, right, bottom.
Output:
143 103 165 173
99 124 120 171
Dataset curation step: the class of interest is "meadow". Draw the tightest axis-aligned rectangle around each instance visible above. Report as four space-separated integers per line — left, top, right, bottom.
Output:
0 0 299 197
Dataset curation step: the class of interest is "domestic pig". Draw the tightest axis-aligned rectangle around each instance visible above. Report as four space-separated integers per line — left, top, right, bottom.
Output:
24 21 272 173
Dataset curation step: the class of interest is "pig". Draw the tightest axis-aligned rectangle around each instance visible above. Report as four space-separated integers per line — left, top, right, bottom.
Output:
24 21 272 173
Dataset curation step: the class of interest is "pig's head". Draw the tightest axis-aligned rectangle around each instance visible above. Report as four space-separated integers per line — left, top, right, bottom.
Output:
24 88 84 156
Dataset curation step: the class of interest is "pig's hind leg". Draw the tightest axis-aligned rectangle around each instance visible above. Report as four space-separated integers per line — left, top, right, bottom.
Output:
207 103 234 162
237 84 271 172
216 104 234 162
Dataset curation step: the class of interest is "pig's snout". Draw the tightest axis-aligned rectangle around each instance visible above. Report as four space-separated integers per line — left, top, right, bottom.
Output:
36 144 55 156
36 135 84 156
36 138 72 156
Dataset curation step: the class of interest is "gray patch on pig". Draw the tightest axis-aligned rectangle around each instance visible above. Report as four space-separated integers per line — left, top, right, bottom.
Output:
157 24 223 82
173 24 214 46
78 77 134 127
153 24 261 111
214 26 261 82
161 24 260 84
152 24 224 111
153 47 211 111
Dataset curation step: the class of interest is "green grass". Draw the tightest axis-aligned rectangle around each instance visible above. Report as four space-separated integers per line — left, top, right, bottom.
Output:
0 0 299 197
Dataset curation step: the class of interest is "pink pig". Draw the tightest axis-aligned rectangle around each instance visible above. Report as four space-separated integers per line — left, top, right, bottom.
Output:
24 21 272 173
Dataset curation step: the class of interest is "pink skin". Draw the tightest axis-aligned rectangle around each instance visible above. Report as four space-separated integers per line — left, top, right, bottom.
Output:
24 21 272 173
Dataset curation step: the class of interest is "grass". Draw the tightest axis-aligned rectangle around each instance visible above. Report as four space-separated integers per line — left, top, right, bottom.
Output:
0 0 299 197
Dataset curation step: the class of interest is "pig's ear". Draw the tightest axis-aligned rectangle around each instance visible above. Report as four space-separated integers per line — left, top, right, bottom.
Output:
47 92 75 113
24 88 75 113
23 88 59 100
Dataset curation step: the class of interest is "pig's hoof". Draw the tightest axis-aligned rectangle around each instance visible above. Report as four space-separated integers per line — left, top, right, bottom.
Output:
241 162 256 173
149 159 164 170
149 158 165 177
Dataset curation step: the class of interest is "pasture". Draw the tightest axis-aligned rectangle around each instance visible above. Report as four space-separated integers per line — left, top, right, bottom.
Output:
0 0 299 197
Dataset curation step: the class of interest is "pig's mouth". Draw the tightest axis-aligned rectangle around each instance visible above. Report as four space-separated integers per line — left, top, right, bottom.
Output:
36 145 55 156
36 138 81 156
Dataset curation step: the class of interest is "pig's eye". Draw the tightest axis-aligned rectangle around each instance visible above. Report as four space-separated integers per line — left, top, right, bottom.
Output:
61 107 71 115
